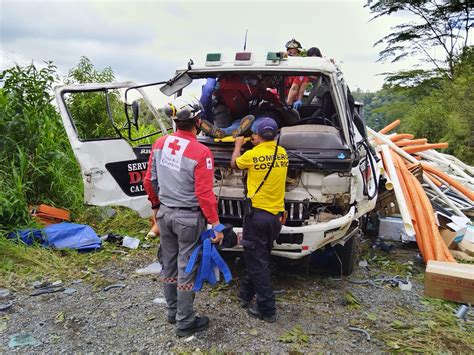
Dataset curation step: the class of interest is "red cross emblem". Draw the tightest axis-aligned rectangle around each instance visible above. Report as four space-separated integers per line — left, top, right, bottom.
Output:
168 139 182 155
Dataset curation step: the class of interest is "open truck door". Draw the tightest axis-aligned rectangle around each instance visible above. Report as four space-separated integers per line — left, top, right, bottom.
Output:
55 81 173 217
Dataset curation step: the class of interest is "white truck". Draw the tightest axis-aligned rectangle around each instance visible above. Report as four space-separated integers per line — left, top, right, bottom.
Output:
55 51 379 275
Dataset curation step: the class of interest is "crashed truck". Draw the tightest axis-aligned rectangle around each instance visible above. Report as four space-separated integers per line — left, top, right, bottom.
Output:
55 51 379 275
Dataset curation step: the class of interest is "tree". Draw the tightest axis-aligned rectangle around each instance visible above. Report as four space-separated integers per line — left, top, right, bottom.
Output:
368 0 473 79
64 57 123 139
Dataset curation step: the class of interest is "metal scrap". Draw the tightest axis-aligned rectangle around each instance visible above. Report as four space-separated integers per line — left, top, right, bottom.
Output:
349 327 371 341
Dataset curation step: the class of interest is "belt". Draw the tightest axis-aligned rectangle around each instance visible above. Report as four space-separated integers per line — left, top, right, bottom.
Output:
163 204 201 212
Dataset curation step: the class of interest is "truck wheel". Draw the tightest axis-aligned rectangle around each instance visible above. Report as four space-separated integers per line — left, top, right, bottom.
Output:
333 228 361 276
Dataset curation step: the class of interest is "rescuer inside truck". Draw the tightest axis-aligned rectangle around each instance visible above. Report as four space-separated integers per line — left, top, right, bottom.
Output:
144 95 224 337
231 118 288 322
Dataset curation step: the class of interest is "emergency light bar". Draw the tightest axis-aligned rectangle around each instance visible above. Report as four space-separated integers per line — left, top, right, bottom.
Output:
266 51 287 66
234 52 254 66
205 53 223 66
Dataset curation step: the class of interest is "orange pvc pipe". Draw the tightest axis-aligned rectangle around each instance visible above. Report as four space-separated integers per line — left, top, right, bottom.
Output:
379 119 401 135
390 134 415 142
395 138 428 147
421 163 474 201
426 172 443 187
402 143 449 154
392 152 433 261
412 173 447 261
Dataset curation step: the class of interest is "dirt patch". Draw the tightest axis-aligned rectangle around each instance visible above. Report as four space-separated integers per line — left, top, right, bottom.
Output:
1 244 473 353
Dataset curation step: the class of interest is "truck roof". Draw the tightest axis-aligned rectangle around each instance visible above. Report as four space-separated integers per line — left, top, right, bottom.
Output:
178 54 338 77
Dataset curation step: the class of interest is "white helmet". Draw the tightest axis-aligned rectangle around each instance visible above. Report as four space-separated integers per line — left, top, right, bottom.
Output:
164 95 202 121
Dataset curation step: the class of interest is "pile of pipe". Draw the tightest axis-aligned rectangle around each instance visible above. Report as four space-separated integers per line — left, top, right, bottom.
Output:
368 120 473 263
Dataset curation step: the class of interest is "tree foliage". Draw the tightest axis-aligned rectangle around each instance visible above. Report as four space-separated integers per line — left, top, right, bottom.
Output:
357 46 474 164
368 0 473 79
0 63 82 230
64 57 123 140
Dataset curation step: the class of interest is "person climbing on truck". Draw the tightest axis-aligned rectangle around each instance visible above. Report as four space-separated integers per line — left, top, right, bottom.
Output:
200 74 283 138
284 38 310 110
143 95 224 337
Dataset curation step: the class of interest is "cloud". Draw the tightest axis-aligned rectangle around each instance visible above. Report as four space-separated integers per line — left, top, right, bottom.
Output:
1 0 426 91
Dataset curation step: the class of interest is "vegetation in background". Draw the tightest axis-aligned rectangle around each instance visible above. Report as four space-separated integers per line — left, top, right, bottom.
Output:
367 0 472 79
355 0 473 164
0 62 83 232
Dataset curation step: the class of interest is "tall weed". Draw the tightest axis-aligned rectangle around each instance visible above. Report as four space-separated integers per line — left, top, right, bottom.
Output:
0 62 83 232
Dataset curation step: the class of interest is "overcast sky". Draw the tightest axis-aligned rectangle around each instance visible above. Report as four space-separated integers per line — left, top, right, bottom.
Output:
2 0 425 92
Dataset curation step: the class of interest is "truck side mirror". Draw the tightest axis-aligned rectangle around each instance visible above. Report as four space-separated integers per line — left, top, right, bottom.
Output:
132 100 139 129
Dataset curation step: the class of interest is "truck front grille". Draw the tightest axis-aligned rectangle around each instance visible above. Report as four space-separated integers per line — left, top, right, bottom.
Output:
217 198 310 227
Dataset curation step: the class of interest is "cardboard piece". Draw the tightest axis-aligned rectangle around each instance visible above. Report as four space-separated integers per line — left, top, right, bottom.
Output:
458 240 474 256
439 227 457 249
424 261 474 304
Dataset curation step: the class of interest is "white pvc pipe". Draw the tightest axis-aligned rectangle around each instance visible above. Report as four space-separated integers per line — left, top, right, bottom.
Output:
380 144 415 237
377 160 394 191
440 153 474 175
420 151 474 185
368 127 467 218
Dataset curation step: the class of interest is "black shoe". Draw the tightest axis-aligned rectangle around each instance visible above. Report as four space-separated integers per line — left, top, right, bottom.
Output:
167 315 176 324
237 291 251 309
247 304 277 323
176 316 210 337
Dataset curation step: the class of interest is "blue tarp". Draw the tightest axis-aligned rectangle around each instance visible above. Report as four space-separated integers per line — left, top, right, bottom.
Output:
8 222 102 251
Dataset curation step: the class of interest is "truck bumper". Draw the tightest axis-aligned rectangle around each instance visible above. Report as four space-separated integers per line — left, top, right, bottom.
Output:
222 206 356 259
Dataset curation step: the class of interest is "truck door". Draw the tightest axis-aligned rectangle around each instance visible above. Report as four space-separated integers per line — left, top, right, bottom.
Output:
55 81 172 217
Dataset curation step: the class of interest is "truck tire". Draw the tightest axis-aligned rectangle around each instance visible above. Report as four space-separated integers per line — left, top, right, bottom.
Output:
333 228 361 276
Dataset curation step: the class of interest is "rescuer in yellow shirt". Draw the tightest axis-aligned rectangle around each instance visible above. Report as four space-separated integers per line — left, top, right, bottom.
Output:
231 117 288 322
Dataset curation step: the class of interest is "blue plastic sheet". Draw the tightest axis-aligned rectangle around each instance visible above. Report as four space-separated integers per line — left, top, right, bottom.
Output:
8 223 101 251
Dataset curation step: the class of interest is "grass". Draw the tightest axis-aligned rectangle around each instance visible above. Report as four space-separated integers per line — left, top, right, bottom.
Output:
0 206 158 290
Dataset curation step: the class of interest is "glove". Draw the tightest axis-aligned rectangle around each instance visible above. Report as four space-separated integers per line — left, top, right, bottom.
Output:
292 99 302 110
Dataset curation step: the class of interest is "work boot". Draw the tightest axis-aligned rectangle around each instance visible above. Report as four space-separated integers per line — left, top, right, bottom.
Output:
167 315 176 324
175 316 210 337
237 291 251 309
231 115 255 137
247 304 277 323
200 120 226 138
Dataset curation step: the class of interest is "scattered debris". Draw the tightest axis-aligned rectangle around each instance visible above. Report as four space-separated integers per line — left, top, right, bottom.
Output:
100 233 124 244
8 333 42 348
135 262 162 275
349 327 371 341
0 301 13 311
63 288 77 295
54 311 65 324
103 284 126 292
122 236 140 249
152 297 166 304
274 289 286 295
146 315 156 321
184 335 195 342
358 260 368 268
344 291 361 307
0 289 10 298
398 280 412 291
30 204 70 226
372 238 394 253
454 304 469 321
278 325 309 344
30 282 65 296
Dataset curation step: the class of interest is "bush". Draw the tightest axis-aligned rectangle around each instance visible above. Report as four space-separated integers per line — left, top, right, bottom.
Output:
0 62 83 232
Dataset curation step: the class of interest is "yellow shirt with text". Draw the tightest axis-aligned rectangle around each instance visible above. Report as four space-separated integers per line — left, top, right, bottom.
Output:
236 141 288 215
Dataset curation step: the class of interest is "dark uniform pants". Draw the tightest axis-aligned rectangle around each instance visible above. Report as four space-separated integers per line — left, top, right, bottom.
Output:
157 205 205 329
240 208 282 316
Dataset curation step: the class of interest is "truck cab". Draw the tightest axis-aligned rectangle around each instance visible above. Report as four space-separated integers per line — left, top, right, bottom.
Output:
55 51 379 274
